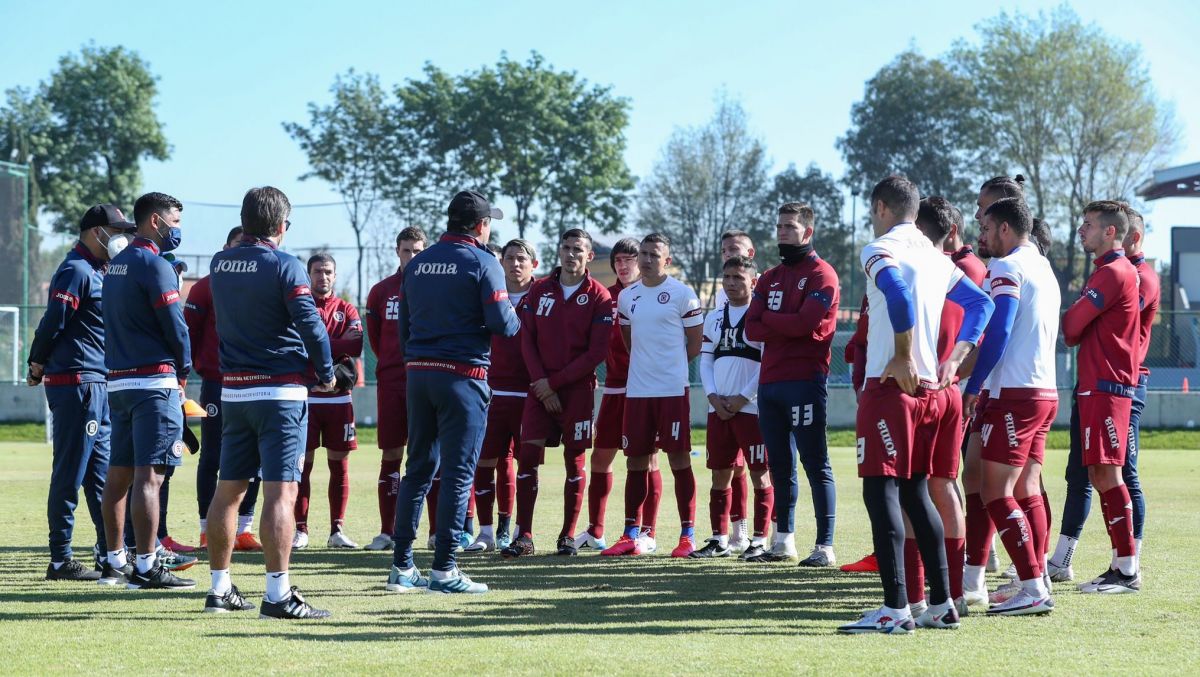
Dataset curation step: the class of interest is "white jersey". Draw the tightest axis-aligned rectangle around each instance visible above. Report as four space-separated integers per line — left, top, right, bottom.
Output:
618 276 703 398
982 242 1061 394
700 303 762 415
862 223 964 382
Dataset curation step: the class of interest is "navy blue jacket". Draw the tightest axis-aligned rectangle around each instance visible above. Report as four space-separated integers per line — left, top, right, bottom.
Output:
399 233 521 378
209 237 334 387
28 244 108 384
102 238 191 380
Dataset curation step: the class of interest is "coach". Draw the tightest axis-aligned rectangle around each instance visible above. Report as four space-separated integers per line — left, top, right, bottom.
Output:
386 190 520 595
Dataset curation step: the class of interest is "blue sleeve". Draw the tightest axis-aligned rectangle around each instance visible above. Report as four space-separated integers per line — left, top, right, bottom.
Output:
479 255 521 337
147 258 192 379
965 294 1017 395
28 263 85 364
397 271 410 354
875 266 915 333
280 256 334 382
945 277 993 345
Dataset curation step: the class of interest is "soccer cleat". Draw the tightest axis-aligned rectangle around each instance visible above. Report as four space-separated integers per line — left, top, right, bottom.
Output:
745 541 798 563
636 533 658 555
458 532 475 552
464 534 495 553
1046 560 1074 583
986 548 1000 573
989 580 1021 604
234 532 264 552
915 602 961 629
204 585 255 613
428 570 489 594
728 535 750 554
689 539 732 558
555 536 578 557
500 535 535 559
962 585 989 608
670 535 695 558
799 545 836 567
45 560 101 582
987 589 1053 616
364 534 395 551
292 531 310 550
327 530 359 549
1001 563 1018 580
599 534 642 557
909 600 928 618
385 566 430 593
840 552 879 573
97 562 133 586
837 607 915 635
573 530 608 551
158 547 197 572
1081 568 1140 594
954 596 969 618
740 543 768 560
160 535 198 554
496 528 513 551
126 564 196 590
259 587 331 619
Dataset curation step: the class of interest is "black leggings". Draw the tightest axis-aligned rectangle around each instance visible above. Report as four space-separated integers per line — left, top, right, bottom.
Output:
863 474 949 609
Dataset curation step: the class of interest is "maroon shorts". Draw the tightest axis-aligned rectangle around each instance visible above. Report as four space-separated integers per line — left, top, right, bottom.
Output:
1078 391 1131 467
705 412 767 470
856 379 934 479
927 384 964 479
481 394 524 462
593 390 626 449
969 390 990 435
522 386 595 453
307 398 357 452
376 380 408 449
979 393 1057 466
623 392 691 456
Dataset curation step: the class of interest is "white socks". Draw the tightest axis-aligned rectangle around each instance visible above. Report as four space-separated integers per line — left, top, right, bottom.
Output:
210 569 231 595
884 604 911 619
237 515 254 535
266 571 290 602
964 564 985 591
135 552 156 574
732 519 748 542
1116 555 1138 577
714 534 729 548
199 518 208 534
431 568 457 581
774 531 795 548
1049 534 1077 568
107 550 127 569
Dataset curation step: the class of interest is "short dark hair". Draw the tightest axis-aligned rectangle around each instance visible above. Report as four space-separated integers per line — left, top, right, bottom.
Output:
777 202 815 228
225 226 244 247
1030 218 1052 255
984 197 1032 235
916 196 956 244
870 175 919 219
721 229 752 244
561 228 593 246
396 226 427 246
1084 200 1129 239
241 187 291 238
642 233 671 249
133 192 183 226
723 255 757 274
1118 202 1145 235
307 252 336 272
981 174 1026 200
501 238 536 260
610 237 640 272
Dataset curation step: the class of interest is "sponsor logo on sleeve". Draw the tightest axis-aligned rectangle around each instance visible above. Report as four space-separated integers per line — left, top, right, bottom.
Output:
155 290 181 308
52 290 80 309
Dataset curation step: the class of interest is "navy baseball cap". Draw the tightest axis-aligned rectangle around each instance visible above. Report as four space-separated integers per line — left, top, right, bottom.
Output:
79 204 136 233
447 190 503 226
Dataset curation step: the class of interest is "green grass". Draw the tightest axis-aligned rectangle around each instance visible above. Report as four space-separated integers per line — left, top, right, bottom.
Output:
1 438 1198 674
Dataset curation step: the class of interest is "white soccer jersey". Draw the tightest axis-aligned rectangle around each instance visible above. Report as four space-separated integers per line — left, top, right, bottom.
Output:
862 223 963 382
618 276 703 397
982 242 1061 393
700 302 762 415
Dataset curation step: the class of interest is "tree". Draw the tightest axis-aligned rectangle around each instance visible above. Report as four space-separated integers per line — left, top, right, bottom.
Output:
763 164 853 288
284 70 391 305
637 94 769 302
0 87 50 305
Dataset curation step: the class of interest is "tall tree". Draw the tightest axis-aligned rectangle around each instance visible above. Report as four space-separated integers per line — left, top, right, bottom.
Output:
0 87 50 305
763 164 853 289
637 94 769 301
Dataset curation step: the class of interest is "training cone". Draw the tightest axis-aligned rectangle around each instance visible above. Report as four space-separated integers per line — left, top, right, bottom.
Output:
1183 377 1189 393
182 399 208 418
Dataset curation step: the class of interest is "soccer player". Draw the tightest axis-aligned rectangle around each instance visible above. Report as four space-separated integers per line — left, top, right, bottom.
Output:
601 233 704 558
293 253 363 549
29 204 134 581
185 226 263 553
363 227 427 551
204 186 336 618
1059 201 1141 594
575 237 641 551
744 202 840 565
692 256 771 558
502 229 613 558
386 190 520 594
838 176 990 634
467 238 536 553
98 192 193 590
958 197 1060 616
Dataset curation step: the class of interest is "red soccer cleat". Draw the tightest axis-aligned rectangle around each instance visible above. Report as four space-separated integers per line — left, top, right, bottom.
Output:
840 552 879 573
600 534 643 557
670 536 695 558
160 535 197 554
199 533 207 548
234 532 264 552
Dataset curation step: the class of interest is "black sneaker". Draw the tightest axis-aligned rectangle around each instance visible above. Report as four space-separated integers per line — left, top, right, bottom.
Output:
98 562 133 586
157 547 197 572
45 559 102 581
739 543 768 561
1090 568 1141 594
500 535 535 559
259 587 331 620
204 585 256 613
689 539 732 558
126 563 196 590
555 536 578 557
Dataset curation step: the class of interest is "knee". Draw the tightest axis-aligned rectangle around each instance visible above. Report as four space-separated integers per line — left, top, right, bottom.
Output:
751 470 771 489
628 455 650 472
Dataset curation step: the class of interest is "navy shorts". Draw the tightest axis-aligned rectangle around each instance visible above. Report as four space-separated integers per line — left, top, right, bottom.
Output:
220 398 308 482
109 388 185 468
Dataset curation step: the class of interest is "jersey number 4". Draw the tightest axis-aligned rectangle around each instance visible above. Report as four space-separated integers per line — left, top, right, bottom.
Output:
767 290 784 311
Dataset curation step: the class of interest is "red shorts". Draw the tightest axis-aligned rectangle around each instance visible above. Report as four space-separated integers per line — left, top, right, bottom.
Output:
307 398 357 452
522 386 595 452
1078 391 1131 466
705 412 767 470
481 394 524 462
979 393 1057 466
969 390 990 435
623 392 691 456
927 384 964 479
376 380 408 449
856 379 935 479
593 390 626 449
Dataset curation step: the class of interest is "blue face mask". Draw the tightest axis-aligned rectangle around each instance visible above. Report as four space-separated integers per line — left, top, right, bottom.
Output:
156 216 182 252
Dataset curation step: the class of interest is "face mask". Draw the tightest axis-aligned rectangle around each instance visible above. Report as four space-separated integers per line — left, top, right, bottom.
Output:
157 216 182 252
778 242 813 266
98 229 130 260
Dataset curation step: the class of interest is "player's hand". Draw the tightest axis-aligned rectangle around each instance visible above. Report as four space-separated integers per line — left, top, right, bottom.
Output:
543 392 563 415
962 392 978 420
708 394 731 420
939 341 975 389
725 395 749 415
26 362 44 386
882 355 919 395
313 379 337 393
531 378 555 402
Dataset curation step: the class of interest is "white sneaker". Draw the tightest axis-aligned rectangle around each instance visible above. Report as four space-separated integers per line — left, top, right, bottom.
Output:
837 607 915 635
573 531 608 551
769 540 799 562
953 596 969 617
986 548 1000 573
962 586 988 608
1001 563 1018 580
728 535 750 554
799 545 836 567
327 530 359 549
636 534 657 554
1046 560 1074 582
989 580 1021 604
986 589 1053 616
364 534 394 551
464 534 495 553
915 601 961 629
909 600 928 618
292 531 309 550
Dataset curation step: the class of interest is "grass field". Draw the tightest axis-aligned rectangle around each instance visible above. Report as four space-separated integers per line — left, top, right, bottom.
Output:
1 433 1197 674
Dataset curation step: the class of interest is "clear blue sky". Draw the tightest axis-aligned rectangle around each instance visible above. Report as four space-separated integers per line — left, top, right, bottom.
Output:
3 0 1197 287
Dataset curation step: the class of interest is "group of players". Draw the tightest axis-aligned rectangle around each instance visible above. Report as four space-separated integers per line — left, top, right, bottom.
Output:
31 174 1156 629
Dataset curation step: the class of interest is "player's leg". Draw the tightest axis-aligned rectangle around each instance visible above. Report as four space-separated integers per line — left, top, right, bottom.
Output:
504 439 544 558
236 477 262 549
747 466 773 556
729 464 749 550
369 381 405 551
600 396 655 556
641 455 663 547
961 417 995 602
750 383 797 562
196 381 222 545
470 456 498 551
82 387 112 567
44 384 101 580
663 393 696 558
928 385 966 609
388 376 438 591
584 392 623 548
1080 393 1137 593
556 390 595 555
100 390 137 583
1051 389 1089 579
795 379 836 566
126 388 190 589
1124 378 1147 554
693 412 736 558
294 407 320 548
326 450 354 547
203 397 256 612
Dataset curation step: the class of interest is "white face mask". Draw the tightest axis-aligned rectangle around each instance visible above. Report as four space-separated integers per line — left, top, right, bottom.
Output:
99 230 130 260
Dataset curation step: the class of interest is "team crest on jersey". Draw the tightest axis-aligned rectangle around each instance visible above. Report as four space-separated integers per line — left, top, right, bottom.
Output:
205 403 219 417
797 277 808 291
576 294 588 305
657 292 670 304
334 311 345 322
171 440 185 458
86 420 99 436
621 435 629 449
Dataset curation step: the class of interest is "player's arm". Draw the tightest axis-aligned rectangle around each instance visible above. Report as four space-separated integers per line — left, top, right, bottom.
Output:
27 264 86 383
521 294 552 394
938 275 994 387
183 280 209 363
760 268 839 338
681 292 704 360
547 291 614 391
480 256 521 337
281 257 334 385
148 258 192 381
744 274 784 342
872 258 918 395
329 304 364 359
849 297 869 394
964 294 1017 396
617 292 633 352
364 286 383 356
1062 267 1116 347
698 314 730 418
726 342 761 415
